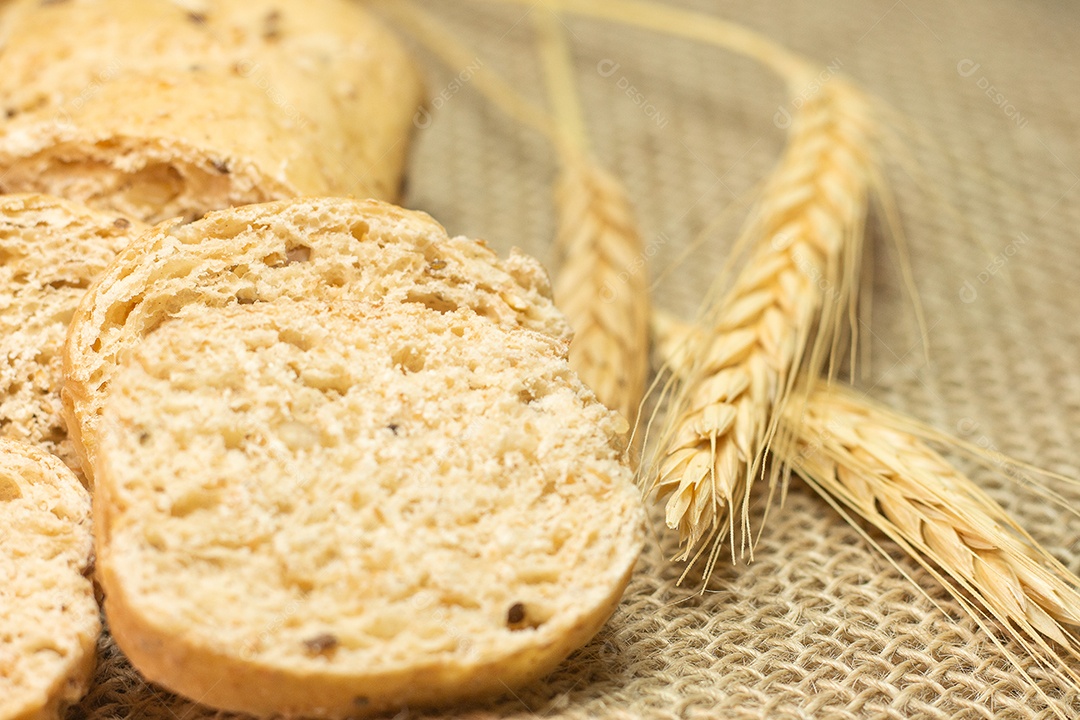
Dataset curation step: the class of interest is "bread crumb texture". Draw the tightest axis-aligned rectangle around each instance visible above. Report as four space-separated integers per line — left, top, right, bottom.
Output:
0 438 99 720
0 194 141 476
64 197 570 481
96 300 643 717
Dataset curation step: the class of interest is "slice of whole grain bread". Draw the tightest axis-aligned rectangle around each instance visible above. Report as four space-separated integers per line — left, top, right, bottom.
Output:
0 438 99 720
94 299 643 718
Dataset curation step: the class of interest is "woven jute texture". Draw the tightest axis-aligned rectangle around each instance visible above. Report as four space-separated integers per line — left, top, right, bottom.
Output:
72 1 1080 718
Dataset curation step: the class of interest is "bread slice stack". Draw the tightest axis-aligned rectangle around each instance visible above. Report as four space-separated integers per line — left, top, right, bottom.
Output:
0 2 644 717
0 0 422 222
71 198 644 717
0 439 99 720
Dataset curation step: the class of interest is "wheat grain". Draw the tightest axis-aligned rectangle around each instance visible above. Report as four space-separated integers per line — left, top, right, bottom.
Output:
650 77 879 569
778 386 1080 671
552 159 650 426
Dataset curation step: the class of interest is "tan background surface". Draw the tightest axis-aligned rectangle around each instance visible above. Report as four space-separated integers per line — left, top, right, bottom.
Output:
74 1 1080 718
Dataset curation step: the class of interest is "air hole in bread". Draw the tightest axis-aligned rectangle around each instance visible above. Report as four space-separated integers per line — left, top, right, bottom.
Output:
517 381 552 405
46 277 91 290
235 284 259 304
404 290 458 315
278 328 313 352
286 245 312 264
262 252 287 267
55 306 77 325
391 346 426 374
44 425 67 445
169 489 220 518
123 163 184 211
222 429 245 450
349 221 370 243
278 421 319 451
0 474 22 501
104 295 142 331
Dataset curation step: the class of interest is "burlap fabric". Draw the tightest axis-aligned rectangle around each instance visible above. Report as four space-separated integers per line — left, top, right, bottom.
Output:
71 1 1080 718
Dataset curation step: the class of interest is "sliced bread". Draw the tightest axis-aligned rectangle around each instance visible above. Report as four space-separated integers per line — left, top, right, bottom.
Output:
63 197 571 482
0 0 422 222
0 438 99 720
94 299 643 717
0 194 143 477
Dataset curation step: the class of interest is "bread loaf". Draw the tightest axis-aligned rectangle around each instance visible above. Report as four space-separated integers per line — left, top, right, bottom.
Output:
0 438 99 720
0 0 422 222
0 194 143 477
63 197 571 482
94 299 643 717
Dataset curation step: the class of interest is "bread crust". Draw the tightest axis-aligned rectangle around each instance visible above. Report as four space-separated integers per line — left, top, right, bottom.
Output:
95 301 642 717
0 438 99 720
0 0 422 222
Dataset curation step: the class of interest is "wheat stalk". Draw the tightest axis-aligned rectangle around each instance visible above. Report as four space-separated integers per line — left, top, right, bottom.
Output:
778 387 1080 683
649 77 879 571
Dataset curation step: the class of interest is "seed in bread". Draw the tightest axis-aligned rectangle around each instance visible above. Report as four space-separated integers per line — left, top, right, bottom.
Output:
94 299 644 718
0 438 99 720
0 0 423 222
0 194 143 477
63 197 571 482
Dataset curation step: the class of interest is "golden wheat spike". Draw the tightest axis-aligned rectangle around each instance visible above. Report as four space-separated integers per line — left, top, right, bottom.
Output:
778 387 1080 684
533 10 651 430
651 77 879 567
551 159 651 426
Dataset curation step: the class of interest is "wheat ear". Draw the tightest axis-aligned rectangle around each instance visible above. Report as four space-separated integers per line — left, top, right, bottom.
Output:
779 387 1080 683
651 77 879 570
656 312 1080 674
551 160 651 427
533 11 651 429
